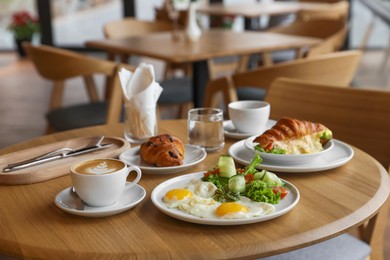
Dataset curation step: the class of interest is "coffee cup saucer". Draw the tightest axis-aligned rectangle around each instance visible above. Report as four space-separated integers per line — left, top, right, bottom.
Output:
223 120 277 140
54 183 146 217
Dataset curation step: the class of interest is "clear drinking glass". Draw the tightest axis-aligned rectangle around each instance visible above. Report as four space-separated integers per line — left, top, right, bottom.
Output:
188 108 224 152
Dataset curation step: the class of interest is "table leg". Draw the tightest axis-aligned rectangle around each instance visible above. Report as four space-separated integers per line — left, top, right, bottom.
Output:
192 60 209 108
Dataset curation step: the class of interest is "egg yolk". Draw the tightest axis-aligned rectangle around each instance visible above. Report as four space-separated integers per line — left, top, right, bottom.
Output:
164 189 193 201
216 202 248 216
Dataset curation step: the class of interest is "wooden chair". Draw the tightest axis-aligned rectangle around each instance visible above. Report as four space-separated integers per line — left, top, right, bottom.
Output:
204 50 361 110
23 43 129 133
260 77 390 259
264 18 348 65
103 18 192 119
299 0 346 3
297 0 349 22
103 17 190 78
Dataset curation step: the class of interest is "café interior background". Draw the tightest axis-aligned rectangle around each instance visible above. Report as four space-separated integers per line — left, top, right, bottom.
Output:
0 0 389 51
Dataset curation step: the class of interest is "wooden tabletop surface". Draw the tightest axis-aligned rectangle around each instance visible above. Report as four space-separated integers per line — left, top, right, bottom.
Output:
0 120 389 259
197 2 332 18
85 30 321 64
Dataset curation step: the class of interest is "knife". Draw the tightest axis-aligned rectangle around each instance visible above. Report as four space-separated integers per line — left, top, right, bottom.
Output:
3 142 113 173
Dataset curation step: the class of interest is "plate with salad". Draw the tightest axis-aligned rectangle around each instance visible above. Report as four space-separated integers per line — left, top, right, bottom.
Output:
151 154 300 225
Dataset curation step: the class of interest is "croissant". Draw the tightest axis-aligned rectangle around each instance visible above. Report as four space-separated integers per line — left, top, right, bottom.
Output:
140 134 185 167
253 117 332 154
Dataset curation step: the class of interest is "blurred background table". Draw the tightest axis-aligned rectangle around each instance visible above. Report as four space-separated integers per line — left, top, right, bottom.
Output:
0 120 388 259
86 30 320 107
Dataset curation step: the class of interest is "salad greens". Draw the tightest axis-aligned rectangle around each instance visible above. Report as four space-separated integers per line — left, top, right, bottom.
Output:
202 154 288 204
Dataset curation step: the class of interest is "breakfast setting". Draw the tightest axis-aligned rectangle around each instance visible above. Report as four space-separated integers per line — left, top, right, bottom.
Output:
2 37 390 259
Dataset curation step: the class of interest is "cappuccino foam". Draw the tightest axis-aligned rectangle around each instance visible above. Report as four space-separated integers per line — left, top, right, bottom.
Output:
74 159 124 175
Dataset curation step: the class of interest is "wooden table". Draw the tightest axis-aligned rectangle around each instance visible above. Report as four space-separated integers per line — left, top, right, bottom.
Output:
0 120 389 259
86 30 321 107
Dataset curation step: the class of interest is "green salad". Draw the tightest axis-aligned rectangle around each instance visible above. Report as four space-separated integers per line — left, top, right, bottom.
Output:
202 154 288 204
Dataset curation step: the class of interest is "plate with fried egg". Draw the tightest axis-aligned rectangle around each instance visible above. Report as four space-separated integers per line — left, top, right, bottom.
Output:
151 172 299 225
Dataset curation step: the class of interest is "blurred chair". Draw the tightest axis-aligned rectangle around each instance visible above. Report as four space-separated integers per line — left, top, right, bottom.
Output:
263 18 348 65
297 0 349 22
260 77 390 260
154 0 188 28
23 43 129 133
103 18 192 118
204 50 361 109
258 0 349 67
103 17 191 79
299 0 345 3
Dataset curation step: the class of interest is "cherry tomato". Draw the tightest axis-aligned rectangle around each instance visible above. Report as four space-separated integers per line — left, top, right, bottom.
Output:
273 186 289 199
204 168 219 178
244 174 254 184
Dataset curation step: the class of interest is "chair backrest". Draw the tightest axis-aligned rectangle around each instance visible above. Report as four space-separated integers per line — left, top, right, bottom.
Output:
297 1 349 22
204 50 361 108
23 43 128 125
266 77 390 167
268 19 348 57
265 77 390 260
299 0 343 2
103 18 190 79
103 18 173 39
154 0 188 27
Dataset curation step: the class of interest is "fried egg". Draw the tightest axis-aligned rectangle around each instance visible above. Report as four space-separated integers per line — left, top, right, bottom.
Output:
164 188 193 208
163 179 275 219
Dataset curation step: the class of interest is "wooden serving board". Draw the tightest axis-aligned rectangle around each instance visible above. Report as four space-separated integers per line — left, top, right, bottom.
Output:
0 136 130 185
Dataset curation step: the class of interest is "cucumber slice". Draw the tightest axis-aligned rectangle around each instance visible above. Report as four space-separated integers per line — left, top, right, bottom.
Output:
228 175 246 193
254 170 267 180
217 155 236 178
262 171 283 186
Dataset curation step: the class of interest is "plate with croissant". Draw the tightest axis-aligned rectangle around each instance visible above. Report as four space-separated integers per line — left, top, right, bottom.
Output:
119 134 207 174
244 117 335 165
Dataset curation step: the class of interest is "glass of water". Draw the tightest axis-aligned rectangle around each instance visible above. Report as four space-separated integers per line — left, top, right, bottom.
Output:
188 108 224 152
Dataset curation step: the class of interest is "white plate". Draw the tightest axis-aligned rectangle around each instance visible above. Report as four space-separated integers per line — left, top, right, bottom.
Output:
230 139 354 172
151 172 299 225
119 144 207 174
54 183 146 217
223 120 276 140
244 136 334 165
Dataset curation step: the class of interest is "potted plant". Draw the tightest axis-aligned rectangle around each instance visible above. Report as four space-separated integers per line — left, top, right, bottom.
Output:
8 10 40 57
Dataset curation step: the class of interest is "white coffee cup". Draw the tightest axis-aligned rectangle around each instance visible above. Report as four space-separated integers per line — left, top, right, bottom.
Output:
228 100 270 134
70 158 142 207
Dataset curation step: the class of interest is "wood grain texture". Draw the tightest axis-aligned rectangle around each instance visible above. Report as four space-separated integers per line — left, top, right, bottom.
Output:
0 136 129 185
0 120 388 259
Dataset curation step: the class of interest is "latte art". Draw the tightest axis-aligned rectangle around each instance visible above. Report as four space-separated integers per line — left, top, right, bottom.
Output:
73 159 124 175
85 162 114 174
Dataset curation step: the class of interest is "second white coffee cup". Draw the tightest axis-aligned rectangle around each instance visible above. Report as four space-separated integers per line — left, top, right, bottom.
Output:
228 100 270 134
70 158 142 207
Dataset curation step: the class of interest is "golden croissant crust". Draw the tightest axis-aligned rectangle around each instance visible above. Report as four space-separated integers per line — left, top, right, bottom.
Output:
253 117 331 152
140 134 185 167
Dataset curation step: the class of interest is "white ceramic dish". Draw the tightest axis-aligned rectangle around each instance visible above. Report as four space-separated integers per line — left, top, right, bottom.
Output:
119 144 207 174
244 135 334 165
54 183 146 217
229 139 354 172
223 119 276 140
151 172 299 225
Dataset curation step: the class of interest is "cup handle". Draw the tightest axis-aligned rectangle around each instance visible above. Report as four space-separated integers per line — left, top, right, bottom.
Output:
124 165 142 191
